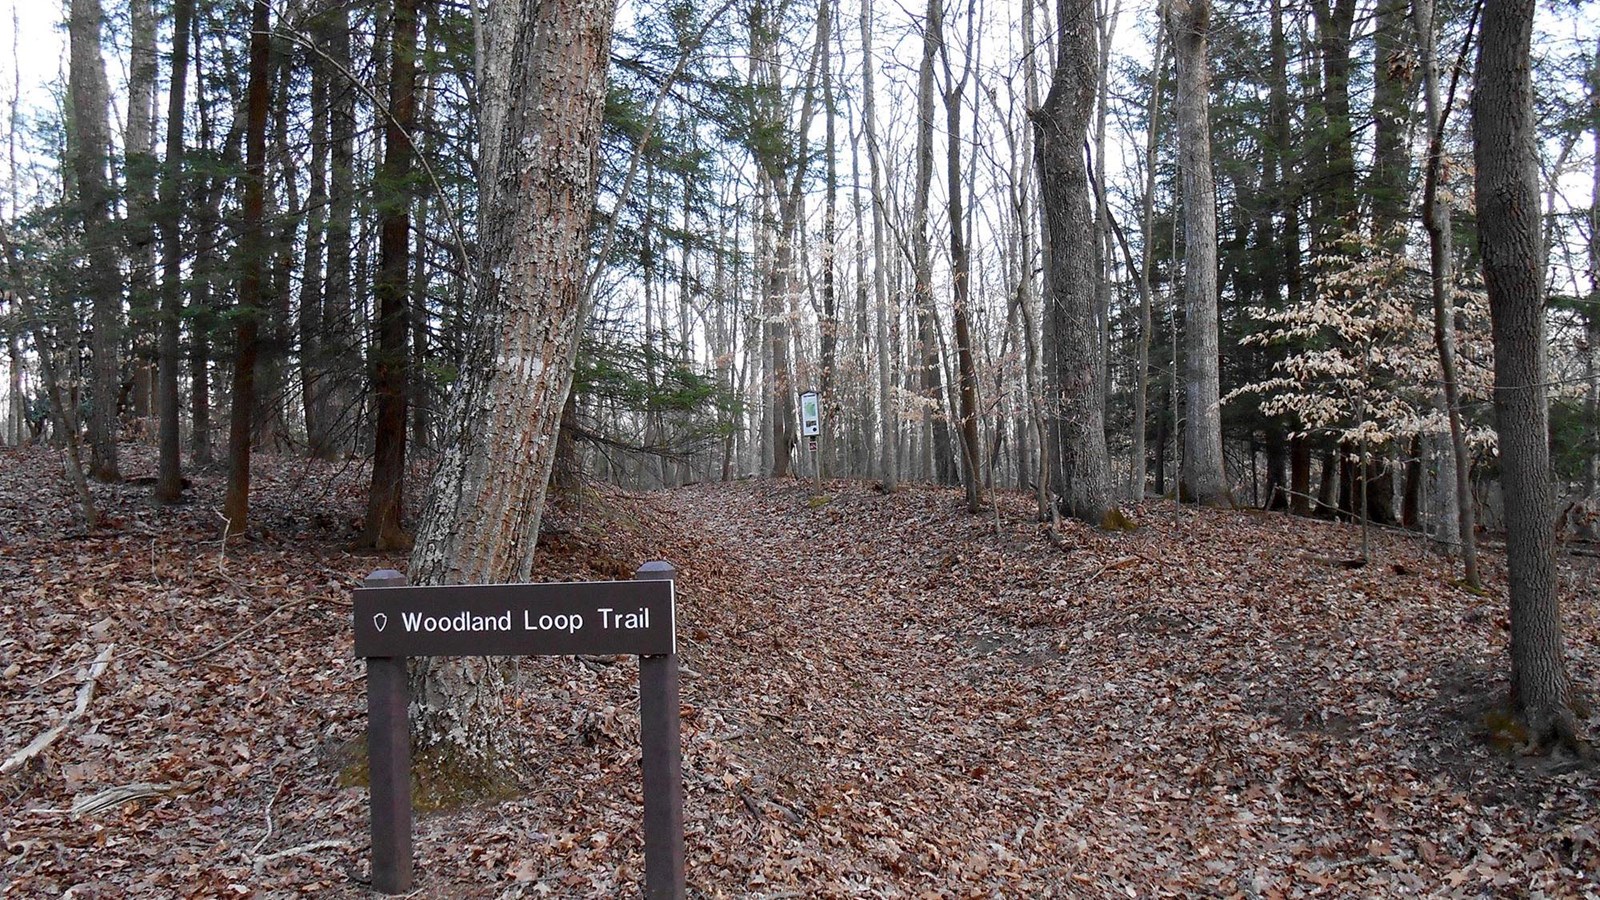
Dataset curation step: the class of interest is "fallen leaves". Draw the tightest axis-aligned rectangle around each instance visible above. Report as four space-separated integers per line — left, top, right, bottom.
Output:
1 447 1598 895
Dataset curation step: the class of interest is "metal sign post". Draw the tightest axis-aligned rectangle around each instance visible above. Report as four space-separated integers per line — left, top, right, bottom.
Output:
354 563 683 897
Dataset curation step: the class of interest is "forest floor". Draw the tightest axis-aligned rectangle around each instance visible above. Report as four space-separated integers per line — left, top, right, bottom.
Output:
1 443 1599 898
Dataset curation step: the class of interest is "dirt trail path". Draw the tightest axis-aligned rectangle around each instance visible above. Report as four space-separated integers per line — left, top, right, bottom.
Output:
661 481 1092 894
653 479 1598 898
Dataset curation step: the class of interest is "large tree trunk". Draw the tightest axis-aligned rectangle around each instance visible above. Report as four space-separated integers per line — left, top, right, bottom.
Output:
359 0 420 551
1473 0 1584 751
1020 0 1049 515
1034 0 1117 527
155 0 196 504
68 0 122 483
1310 0 1358 246
1164 0 1227 506
764 191 799 479
406 0 616 774
221 0 272 537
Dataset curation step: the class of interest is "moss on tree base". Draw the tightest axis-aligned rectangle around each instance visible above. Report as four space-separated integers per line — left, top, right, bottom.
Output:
337 739 520 812
1482 704 1595 761
1100 508 1138 532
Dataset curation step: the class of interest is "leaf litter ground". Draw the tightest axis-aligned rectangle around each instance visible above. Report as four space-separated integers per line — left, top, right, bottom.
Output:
1 445 1597 897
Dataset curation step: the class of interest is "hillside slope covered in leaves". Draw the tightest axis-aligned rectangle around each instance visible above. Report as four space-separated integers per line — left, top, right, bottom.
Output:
1 446 1597 896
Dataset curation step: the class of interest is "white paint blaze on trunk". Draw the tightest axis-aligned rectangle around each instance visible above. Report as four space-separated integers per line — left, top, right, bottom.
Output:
405 0 618 764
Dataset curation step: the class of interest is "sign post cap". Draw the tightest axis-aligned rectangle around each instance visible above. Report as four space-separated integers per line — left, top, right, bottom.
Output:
364 569 408 588
635 560 676 580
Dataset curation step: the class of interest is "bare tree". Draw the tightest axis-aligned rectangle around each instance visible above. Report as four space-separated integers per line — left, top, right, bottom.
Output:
1472 0 1584 752
406 0 617 772
1034 0 1117 527
156 0 197 504
1413 0 1478 587
68 0 122 482
913 0 955 485
1128 25 1166 502
1162 0 1227 506
359 0 420 550
861 0 897 492
221 0 273 536
941 0 982 512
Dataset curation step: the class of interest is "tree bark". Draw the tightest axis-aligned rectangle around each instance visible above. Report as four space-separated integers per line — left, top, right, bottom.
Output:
406 0 616 771
359 0 420 551
1310 0 1358 246
942 1 981 512
322 5 358 459
913 0 954 485
1369 0 1413 245
1271 0 1311 517
819 0 838 482
1034 0 1116 527
221 0 272 537
1163 0 1228 506
1473 0 1583 751
125 0 159 421
68 0 121 483
1414 0 1479 585
300 26 330 460
861 0 896 492
156 0 196 503
1587 38 1600 503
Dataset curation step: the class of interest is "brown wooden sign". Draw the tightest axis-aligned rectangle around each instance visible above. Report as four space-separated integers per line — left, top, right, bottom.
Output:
355 563 683 898
353 579 674 657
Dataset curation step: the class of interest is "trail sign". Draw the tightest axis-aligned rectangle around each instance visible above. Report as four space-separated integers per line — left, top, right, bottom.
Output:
354 564 683 898
353 579 674 657
800 390 821 437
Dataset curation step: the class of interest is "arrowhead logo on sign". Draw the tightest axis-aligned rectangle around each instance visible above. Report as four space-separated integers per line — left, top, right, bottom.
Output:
372 613 388 632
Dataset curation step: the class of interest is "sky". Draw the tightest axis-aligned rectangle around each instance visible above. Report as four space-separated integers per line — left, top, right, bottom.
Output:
4 0 65 116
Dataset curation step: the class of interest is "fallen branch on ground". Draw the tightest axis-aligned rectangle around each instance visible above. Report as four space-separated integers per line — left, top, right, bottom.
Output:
1 644 115 776
252 839 351 875
71 781 193 816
